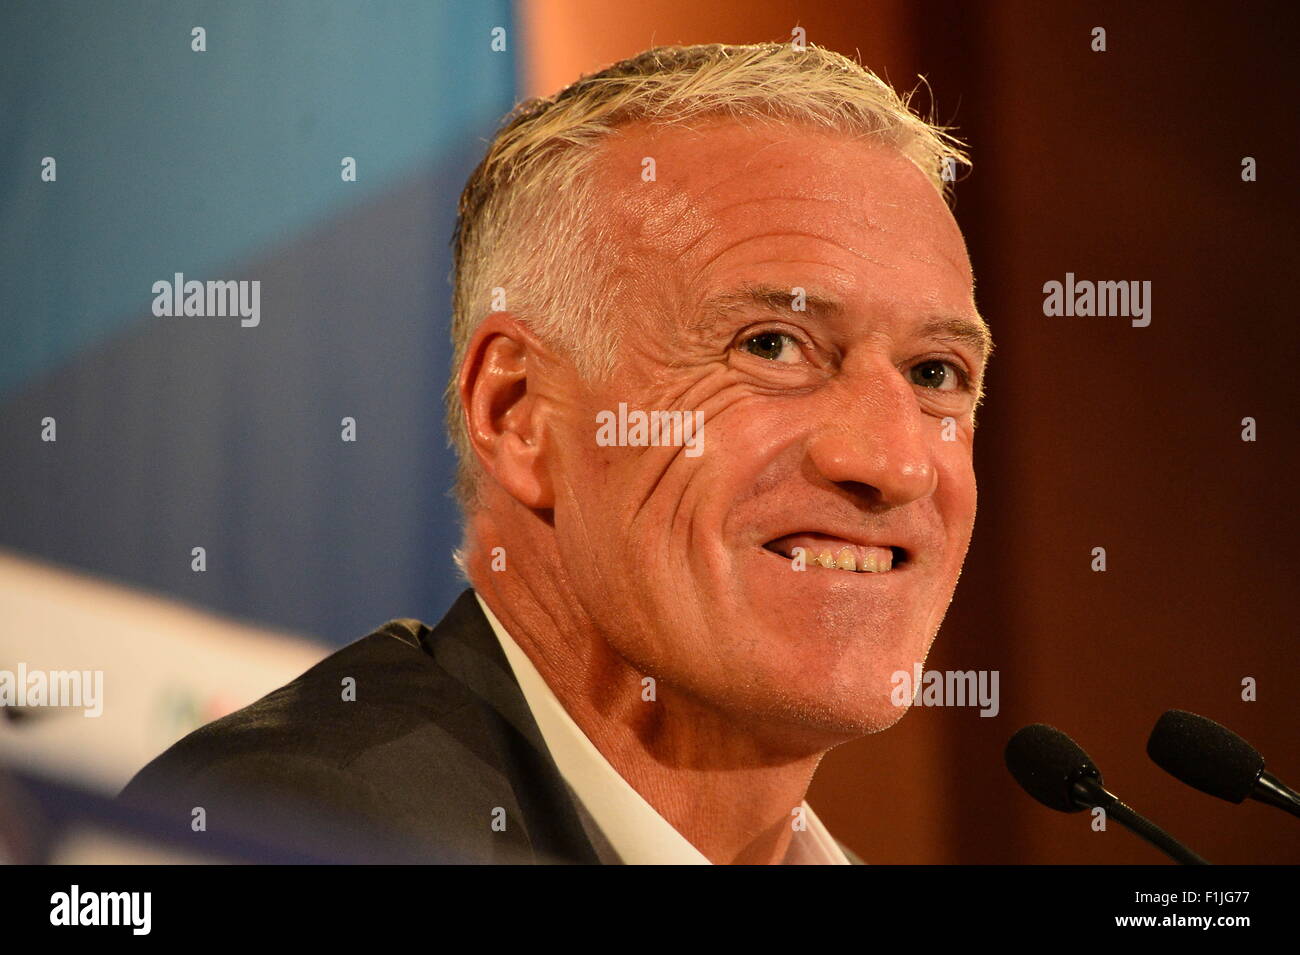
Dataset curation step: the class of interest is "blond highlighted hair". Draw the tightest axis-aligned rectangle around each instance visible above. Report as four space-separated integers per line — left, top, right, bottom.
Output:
447 41 970 512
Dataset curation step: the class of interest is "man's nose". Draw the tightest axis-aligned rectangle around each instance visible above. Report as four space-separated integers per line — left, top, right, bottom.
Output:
805 370 938 509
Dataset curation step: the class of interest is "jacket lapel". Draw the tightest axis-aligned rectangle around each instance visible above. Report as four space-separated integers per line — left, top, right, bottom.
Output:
421 588 602 864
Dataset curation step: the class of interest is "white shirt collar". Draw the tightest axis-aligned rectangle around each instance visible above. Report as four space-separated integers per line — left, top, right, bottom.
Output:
475 592 850 865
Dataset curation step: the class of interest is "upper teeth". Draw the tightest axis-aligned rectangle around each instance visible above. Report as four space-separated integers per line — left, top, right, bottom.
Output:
794 546 893 573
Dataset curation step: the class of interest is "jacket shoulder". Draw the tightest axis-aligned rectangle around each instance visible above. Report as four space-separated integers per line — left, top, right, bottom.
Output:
118 618 523 861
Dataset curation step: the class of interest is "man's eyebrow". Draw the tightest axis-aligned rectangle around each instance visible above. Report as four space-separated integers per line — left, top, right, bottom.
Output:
918 317 995 364
692 283 842 328
693 284 994 363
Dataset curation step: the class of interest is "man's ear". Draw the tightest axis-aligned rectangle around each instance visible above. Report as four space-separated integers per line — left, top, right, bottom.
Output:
459 313 556 510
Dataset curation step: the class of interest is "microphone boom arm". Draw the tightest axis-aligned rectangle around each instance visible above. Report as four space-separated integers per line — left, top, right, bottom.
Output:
1071 777 1211 865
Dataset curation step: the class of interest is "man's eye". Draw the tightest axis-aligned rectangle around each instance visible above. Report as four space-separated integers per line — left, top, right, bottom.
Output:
910 359 963 391
739 331 802 363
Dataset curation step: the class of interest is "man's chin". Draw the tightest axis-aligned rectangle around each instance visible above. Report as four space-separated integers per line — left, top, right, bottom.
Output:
778 695 913 740
705 680 916 748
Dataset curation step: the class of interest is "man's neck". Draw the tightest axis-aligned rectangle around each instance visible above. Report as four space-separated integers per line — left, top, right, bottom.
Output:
469 563 829 865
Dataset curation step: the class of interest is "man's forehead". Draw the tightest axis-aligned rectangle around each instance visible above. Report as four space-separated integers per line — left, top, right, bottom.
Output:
598 118 971 280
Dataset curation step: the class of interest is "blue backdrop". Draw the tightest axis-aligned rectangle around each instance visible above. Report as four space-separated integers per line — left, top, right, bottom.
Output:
0 1 518 643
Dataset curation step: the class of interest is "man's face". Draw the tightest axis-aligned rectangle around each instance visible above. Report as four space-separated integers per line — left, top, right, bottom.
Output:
542 119 986 741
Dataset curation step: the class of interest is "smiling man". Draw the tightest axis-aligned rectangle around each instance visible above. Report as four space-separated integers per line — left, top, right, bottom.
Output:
121 42 990 865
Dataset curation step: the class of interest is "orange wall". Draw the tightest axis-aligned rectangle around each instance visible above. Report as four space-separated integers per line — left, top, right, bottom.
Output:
519 0 916 99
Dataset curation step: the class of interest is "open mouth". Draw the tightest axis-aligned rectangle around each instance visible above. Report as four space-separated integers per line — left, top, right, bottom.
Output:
762 533 908 574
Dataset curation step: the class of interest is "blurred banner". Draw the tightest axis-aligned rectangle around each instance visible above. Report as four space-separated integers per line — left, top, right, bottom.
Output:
0 548 326 793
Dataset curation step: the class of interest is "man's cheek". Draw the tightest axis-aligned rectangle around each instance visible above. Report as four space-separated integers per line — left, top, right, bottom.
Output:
568 428 620 489
710 396 804 465
931 455 977 559
935 432 976 493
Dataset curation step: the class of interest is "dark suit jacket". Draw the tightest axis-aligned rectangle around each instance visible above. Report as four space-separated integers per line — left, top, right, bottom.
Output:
120 588 863 864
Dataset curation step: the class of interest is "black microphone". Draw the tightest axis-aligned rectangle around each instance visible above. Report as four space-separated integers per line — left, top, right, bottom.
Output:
1005 723 1210 865
1147 709 1300 819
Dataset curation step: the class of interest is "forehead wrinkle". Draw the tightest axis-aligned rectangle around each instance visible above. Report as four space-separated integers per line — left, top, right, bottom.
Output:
698 193 891 241
691 228 887 283
646 189 879 269
706 192 871 214
622 150 899 260
607 139 954 292
616 186 706 257
698 199 893 268
729 259 861 285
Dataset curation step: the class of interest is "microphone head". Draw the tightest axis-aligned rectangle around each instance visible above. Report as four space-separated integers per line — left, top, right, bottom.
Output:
1147 710 1264 804
1005 724 1102 813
